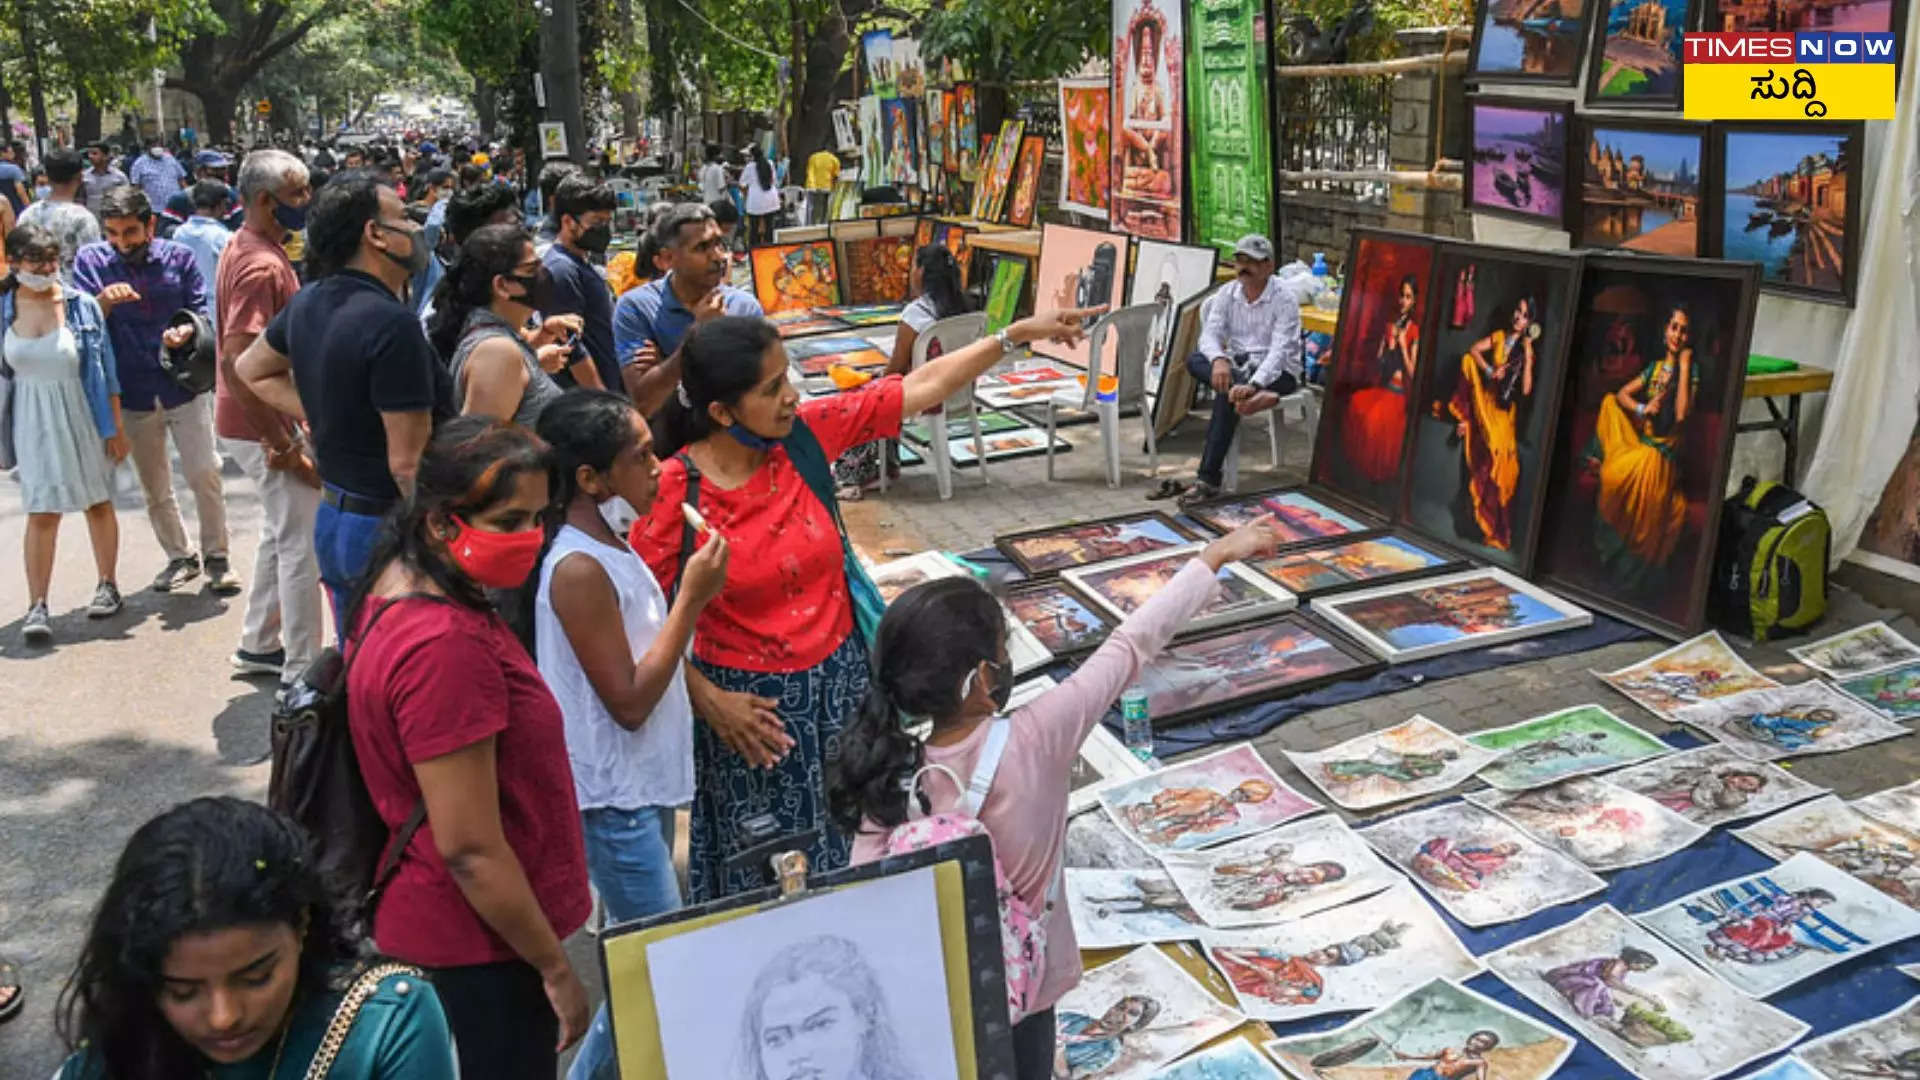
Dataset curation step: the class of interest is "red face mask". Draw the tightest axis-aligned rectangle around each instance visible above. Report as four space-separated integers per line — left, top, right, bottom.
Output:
445 514 544 588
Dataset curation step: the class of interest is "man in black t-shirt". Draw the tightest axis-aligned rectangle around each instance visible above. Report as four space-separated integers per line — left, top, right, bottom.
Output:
540 174 619 393
235 169 449 625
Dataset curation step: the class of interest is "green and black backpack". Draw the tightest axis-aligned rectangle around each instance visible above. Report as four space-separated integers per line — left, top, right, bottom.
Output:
1710 476 1830 643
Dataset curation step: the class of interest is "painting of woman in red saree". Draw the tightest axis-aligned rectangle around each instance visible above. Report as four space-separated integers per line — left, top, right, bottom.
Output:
1310 230 1435 519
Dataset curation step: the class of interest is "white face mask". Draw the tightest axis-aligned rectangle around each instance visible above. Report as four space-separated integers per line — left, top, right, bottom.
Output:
16 270 57 292
148 146 164 159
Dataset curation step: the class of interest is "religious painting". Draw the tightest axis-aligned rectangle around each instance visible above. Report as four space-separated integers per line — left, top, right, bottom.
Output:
1734 795 1920 910
945 427 1073 465
1790 620 1920 679
971 119 1026 222
982 256 1028 334
1004 579 1113 660
1309 231 1436 520
924 90 945 172
952 83 979 180
1058 78 1112 218
1123 615 1383 728
1674 682 1910 763
996 511 1200 576
861 29 895 97
1467 776 1710 871
1854 779 1920 833
1154 1042 1283 1079
1005 135 1047 227
1485 905 1810 1080
881 97 921 186
1051 946 1244 1080
1534 255 1761 637
1246 533 1465 601
1264 978 1575 1080
1711 122 1863 304
1309 567 1593 664
1465 96 1573 228
1031 223 1130 370
1606 744 1825 828
1358 801 1606 927
747 241 841 315
1199 883 1481 1022
1635 853 1920 997
1183 486 1376 545
868 550 967 607
1096 742 1318 854
839 235 913 305
1579 120 1708 254
1066 868 1208 947
1596 630 1780 720
1156 814 1397 928
1837 660 1920 720
1128 238 1219 429
1586 0 1693 106
1468 703 1669 790
1063 543 1298 637
1110 0 1185 240
1399 243 1580 576
1794 996 1920 1080
1187 0 1272 258
1282 715 1499 811
1467 0 1593 84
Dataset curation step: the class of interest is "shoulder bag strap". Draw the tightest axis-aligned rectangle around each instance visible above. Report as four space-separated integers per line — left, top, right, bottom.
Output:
962 716 1012 816
299 962 426 1080
668 452 702 606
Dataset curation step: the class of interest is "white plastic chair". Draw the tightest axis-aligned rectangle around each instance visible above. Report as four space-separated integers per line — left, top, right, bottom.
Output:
1043 304 1161 489
879 312 989 501
1222 385 1321 492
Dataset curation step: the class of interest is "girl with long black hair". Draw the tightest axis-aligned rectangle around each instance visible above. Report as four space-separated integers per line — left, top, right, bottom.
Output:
55 796 456 1078
741 145 781 246
425 223 576 425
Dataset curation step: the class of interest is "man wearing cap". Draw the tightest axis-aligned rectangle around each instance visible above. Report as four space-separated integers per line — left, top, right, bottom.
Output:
1172 233 1303 507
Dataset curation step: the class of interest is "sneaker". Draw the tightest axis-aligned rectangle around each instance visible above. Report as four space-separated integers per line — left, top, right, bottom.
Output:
231 647 286 676
22 602 51 645
152 555 201 593
205 555 242 596
86 581 123 618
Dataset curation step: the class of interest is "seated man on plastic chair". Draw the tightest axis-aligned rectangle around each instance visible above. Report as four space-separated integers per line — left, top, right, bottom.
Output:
1170 234 1302 507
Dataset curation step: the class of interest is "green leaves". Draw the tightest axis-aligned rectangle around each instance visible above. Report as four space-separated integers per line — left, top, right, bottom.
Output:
922 0 1104 85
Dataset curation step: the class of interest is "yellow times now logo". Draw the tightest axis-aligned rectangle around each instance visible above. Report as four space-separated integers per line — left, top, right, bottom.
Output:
1685 64 1895 120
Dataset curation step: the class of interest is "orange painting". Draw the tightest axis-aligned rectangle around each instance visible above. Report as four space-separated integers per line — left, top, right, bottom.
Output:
748 241 841 314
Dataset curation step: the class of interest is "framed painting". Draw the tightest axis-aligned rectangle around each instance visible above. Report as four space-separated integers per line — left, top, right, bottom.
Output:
868 550 968 607
944 426 1072 465
1465 95 1574 228
1062 542 1298 635
1397 242 1582 577
1129 238 1219 426
1004 135 1047 227
1578 119 1709 255
813 302 907 327
1310 566 1594 663
982 255 1027 334
952 83 979 180
1057 78 1111 218
971 118 1026 222
1705 0 1907 38
1030 223 1130 371
1534 254 1761 637
764 309 848 340
1466 0 1594 84
1308 228 1438 520
1187 0 1273 258
747 240 841 315
1182 484 1381 547
915 219 977 287
1003 578 1114 659
1245 531 1467 601
996 510 1200 576
858 96 887 185
902 409 1024 445
924 90 945 173
840 234 914 304
829 218 880 242
1128 614 1383 728
1585 0 1693 107
861 29 895 97
1710 122 1864 305
1150 283 1222 439
879 97 920 186
1111 0 1185 239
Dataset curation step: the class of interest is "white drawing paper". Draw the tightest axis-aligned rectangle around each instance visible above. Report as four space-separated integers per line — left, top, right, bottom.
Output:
1357 800 1607 928
1853 778 1920 833
1158 815 1396 929
1466 776 1710 871
1605 744 1827 828
1069 722 1152 815
1066 868 1210 947
1792 995 1920 1079
1262 977 1575 1080
1597 630 1780 720
1789 620 1920 679
1675 682 1911 763
1152 1040 1284 1078
1732 795 1920 910
1281 715 1500 811
1051 946 1245 1080
1097 743 1321 854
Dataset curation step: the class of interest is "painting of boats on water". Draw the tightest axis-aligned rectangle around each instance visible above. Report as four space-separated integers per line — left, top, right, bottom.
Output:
1712 123 1862 305
1579 121 1706 256
1468 0 1593 84
1466 97 1572 229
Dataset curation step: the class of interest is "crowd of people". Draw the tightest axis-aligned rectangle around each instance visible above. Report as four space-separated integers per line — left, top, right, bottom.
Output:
5 129 1301 1080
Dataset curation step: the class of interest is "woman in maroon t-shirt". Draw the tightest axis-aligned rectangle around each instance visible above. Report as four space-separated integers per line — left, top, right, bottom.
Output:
345 416 592 1078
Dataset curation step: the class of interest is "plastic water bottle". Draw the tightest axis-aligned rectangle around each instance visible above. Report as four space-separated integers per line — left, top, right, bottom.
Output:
1310 252 1329 278
1121 686 1153 762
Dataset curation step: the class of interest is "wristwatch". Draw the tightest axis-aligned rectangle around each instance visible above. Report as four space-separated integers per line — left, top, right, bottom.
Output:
994 328 1016 353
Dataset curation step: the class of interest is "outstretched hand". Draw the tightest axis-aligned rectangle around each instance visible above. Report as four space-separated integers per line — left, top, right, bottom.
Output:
1201 513 1283 570
1011 306 1108 348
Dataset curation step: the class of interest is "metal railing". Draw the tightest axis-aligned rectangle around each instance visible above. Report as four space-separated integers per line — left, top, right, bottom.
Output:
1272 73 1396 204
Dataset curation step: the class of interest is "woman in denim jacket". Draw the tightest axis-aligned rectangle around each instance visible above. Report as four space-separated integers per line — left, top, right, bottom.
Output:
4 222 128 644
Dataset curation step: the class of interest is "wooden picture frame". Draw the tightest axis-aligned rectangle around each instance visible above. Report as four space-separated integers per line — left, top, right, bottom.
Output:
1534 253 1762 638
1574 117 1711 256
1708 121 1864 306
1005 134 1048 227
1004 578 1116 660
944 426 1074 465
1149 282 1222 439
1244 530 1469 602
1310 566 1594 663
995 510 1202 577
1180 484 1383 549
1702 0 1908 72
1466 0 1596 86
1465 95 1575 230
1583 0 1695 109
1127 614 1385 730
1063 542 1299 636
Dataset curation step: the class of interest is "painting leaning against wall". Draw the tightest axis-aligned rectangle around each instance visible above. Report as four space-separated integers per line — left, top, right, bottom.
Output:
1186 0 1273 258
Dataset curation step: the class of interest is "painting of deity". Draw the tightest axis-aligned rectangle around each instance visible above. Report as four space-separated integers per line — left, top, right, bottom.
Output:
1465 97 1573 227
1674 682 1910 763
1837 660 1920 721
1096 743 1318 853
1400 243 1581 575
1264 978 1575 1080
1735 796 1920 911
1247 534 1463 601
1110 0 1185 240
996 511 1199 575
1124 615 1382 727
1606 744 1825 828
1467 776 1709 871
1466 0 1593 84
1790 620 1920 679
1534 255 1761 636
1467 703 1669 790
747 241 841 315
1579 121 1707 253
1597 630 1779 720
1310 567 1592 664
1058 78 1112 218
952 83 979 180
1283 715 1499 811
1063 543 1297 637
1156 815 1397 928
840 235 913 304
1359 801 1606 927
1184 486 1376 545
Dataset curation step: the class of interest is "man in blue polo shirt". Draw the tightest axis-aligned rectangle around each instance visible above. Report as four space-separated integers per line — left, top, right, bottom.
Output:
540 173 620 392
612 202 761 413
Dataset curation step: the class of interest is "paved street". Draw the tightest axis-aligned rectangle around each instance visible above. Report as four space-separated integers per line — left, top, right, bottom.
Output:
2 407 1917 1078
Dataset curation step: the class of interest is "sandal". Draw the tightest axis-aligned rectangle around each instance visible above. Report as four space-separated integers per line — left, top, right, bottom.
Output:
1146 478 1188 502
0 958 23 1026
1176 481 1222 509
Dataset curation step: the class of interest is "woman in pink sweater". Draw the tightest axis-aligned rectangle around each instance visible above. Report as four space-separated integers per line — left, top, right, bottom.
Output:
828 516 1282 1078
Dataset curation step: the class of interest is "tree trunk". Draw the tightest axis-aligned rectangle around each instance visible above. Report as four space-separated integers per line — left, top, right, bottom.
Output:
614 0 642 141
20 8 50 152
539 0 587 164
474 78 499 139
785 9 850 177
196 83 241 144
74 85 101 145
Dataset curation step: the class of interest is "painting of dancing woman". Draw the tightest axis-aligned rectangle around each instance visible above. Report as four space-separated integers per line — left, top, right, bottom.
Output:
1344 274 1422 484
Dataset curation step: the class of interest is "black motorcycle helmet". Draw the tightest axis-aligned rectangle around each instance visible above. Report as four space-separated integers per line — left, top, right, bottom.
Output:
159 309 217 395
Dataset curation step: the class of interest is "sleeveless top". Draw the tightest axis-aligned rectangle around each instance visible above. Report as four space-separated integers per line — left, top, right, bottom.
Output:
449 307 564 428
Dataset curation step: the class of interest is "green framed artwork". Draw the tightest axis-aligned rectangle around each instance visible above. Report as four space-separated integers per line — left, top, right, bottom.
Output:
1187 0 1272 258
984 255 1028 333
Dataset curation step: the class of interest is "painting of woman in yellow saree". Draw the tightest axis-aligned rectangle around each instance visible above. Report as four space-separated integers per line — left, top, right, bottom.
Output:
1586 304 1697 573
1447 294 1540 552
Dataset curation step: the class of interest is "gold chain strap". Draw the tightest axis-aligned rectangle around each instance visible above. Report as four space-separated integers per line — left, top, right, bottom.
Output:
301 963 424 1080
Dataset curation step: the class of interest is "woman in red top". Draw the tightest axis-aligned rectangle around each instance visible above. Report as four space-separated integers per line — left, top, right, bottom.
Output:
347 416 592 1077
633 307 1097 899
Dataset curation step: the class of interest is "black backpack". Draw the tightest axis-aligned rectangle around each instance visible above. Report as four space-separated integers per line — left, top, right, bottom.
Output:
268 596 427 927
1709 477 1831 643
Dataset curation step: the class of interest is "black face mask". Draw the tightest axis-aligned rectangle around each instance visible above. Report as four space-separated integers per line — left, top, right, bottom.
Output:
504 265 557 313
577 223 613 253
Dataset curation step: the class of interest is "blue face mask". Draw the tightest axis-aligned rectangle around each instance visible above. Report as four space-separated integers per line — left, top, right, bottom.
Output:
271 196 307 232
727 422 779 452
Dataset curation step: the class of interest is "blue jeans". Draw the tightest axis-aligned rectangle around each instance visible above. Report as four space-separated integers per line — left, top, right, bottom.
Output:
313 489 386 633
568 805 682 1080
1185 351 1298 487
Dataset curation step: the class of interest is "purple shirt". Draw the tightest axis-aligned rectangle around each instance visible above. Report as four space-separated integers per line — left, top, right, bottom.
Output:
72 237 209 411
128 151 187 212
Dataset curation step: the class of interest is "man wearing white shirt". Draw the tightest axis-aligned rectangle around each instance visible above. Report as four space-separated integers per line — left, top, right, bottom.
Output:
1178 234 1302 505
698 145 728 206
